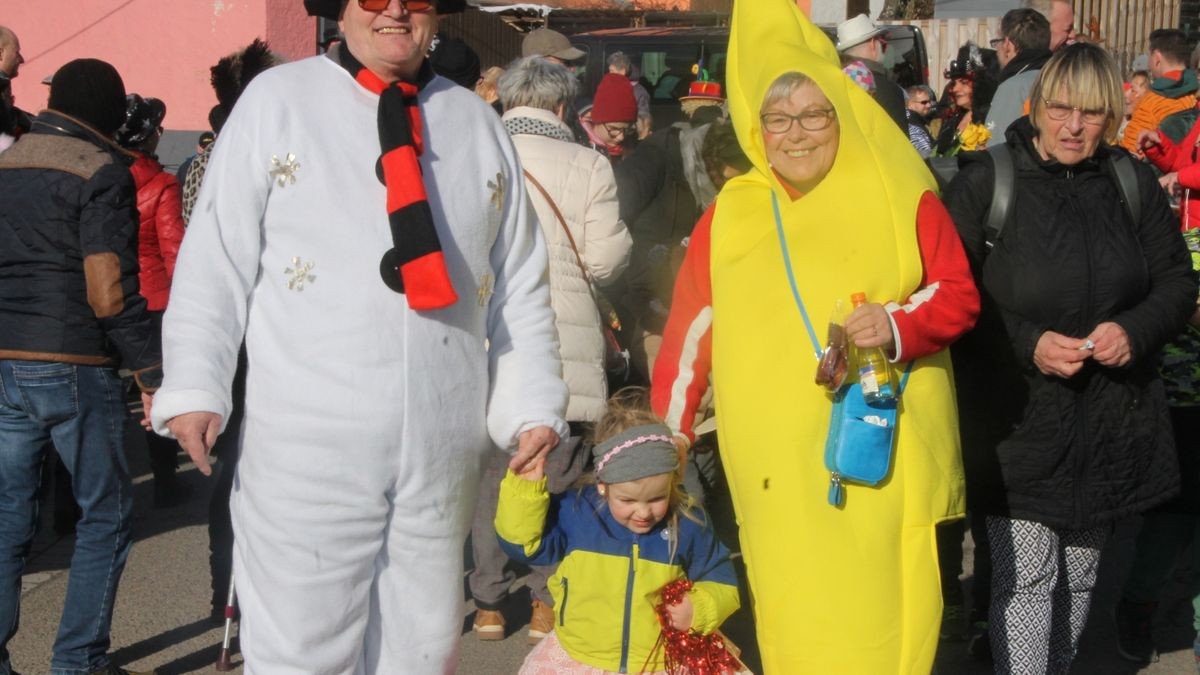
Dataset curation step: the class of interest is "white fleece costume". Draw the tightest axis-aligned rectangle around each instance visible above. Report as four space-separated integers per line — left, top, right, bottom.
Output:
151 54 568 673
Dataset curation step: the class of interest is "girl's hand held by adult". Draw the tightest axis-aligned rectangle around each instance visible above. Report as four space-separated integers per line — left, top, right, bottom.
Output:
516 454 546 482
1033 330 1090 378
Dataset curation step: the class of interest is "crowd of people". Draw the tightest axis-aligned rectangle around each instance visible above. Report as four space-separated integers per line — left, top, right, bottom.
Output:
0 0 1199 673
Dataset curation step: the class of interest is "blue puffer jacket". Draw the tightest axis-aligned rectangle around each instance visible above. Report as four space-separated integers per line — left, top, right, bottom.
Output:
496 471 740 672
0 110 161 386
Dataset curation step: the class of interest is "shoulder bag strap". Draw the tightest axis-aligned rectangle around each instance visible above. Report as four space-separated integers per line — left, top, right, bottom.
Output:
772 191 914 390
523 169 592 283
984 143 1014 248
1107 151 1142 227
523 168 628 335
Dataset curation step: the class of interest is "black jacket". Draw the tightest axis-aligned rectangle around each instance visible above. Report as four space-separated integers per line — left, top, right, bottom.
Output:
614 123 709 334
943 118 1196 529
0 110 162 387
860 58 907 133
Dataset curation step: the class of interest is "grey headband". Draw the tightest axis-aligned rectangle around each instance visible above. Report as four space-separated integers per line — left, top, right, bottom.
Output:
593 423 679 484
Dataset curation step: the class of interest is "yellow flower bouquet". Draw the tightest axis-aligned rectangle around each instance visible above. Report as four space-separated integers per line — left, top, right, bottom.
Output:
958 122 992 151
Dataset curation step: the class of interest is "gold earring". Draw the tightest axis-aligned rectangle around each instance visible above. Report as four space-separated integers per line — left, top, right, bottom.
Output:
598 486 607 496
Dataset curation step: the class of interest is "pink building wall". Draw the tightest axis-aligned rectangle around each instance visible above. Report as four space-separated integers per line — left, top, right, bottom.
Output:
5 1 316 131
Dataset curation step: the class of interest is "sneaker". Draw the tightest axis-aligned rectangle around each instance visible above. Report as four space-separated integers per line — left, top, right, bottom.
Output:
473 608 505 641
966 619 992 662
940 603 969 641
528 599 555 645
1114 599 1159 664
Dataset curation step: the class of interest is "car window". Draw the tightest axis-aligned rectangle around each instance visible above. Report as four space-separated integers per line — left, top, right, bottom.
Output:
883 26 923 89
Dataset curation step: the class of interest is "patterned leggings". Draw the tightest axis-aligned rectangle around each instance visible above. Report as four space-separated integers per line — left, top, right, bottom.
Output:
987 517 1109 675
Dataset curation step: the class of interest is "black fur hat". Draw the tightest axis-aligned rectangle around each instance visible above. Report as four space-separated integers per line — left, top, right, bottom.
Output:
211 38 281 114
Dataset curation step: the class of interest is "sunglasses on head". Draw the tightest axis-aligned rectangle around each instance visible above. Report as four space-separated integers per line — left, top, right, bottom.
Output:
357 0 435 11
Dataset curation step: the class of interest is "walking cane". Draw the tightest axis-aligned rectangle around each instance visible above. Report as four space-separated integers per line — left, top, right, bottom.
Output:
215 573 238 671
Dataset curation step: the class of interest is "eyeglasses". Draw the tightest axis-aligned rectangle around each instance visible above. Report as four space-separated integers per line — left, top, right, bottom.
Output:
911 98 932 106
357 0 435 12
1042 99 1109 125
760 109 837 134
988 36 1006 49
875 35 889 54
602 122 635 137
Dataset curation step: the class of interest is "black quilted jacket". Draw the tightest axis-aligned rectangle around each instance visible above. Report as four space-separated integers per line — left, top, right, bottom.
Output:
0 111 161 384
944 117 1197 529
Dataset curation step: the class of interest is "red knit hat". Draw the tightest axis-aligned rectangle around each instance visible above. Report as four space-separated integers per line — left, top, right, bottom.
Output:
590 73 638 124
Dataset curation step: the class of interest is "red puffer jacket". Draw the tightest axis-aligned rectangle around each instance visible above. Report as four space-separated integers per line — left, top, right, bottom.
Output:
129 153 185 311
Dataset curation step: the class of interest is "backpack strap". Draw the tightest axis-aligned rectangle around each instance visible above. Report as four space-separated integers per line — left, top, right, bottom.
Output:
1107 150 1142 227
984 143 1014 248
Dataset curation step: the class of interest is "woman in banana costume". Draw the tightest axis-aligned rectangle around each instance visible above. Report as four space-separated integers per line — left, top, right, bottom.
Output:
650 1 979 671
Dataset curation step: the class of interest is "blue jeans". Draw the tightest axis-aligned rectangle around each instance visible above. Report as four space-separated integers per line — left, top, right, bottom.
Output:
0 360 133 675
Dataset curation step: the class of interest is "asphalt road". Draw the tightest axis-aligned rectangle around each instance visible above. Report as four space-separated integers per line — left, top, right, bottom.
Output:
6 421 1199 673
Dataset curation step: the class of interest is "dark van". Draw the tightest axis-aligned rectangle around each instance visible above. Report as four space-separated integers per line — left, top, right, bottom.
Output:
569 24 928 126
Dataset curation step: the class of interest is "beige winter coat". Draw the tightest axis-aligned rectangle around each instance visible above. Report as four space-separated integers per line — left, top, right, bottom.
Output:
505 106 632 422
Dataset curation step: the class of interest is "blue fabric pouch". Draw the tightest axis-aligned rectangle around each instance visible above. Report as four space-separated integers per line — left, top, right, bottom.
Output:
824 383 900 507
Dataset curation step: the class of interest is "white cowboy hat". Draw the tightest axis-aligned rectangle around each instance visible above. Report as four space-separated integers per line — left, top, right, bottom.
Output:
836 14 888 52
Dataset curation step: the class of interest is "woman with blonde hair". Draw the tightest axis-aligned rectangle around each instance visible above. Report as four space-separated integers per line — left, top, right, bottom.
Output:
944 42 1196 673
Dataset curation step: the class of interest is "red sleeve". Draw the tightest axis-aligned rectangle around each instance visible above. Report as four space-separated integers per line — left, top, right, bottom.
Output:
153 174 186 287
1161 120 1200 190
1144 130 1184 174
887 191 980 361
651 204 714 444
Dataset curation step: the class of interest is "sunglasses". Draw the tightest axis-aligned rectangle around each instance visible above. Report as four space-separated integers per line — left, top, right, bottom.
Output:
357 0 435 11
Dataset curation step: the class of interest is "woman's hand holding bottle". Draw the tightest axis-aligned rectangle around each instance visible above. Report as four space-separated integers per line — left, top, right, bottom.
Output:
845 301 894 352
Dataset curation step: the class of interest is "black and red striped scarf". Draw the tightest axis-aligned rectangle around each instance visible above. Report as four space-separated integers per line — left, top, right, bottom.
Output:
335 43 457 310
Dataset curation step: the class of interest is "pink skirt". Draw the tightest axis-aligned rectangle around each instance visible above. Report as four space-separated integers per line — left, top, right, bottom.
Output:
519 632 668 675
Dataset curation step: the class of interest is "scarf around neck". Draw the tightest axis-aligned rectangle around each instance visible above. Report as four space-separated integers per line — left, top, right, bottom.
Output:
503 115 575 144
334 43 458 310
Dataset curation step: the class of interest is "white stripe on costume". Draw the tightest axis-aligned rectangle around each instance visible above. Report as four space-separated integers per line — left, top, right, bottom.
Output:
665 306 713 436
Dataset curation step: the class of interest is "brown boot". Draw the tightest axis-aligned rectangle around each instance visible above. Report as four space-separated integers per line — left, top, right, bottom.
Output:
473 608 505 641
528 599 555 645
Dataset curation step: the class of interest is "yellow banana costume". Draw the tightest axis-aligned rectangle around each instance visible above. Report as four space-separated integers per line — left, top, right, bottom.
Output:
710 1 966 671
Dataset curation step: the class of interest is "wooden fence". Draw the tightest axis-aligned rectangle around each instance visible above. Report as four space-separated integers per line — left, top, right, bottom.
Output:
892 0 1181 96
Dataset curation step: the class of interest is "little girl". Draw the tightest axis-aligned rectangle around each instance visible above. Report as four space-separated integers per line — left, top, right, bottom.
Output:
496 395 740 674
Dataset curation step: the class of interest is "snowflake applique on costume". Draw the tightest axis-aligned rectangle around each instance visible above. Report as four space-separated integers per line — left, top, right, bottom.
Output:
269 153 301 187
487 172 506 211
477 273 494 307
285 257 316 291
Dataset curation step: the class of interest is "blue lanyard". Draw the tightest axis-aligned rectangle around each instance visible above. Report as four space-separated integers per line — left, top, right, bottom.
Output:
772 191 824 360
771 191 914 388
